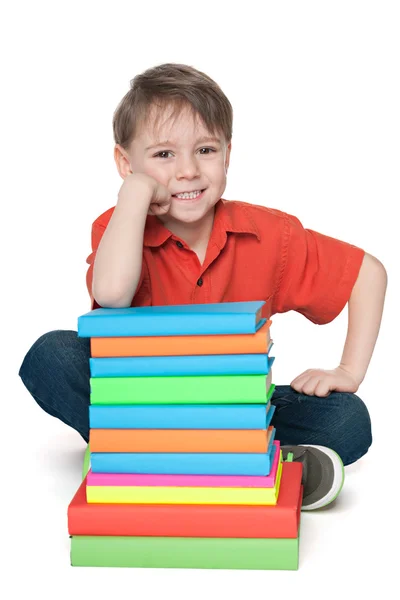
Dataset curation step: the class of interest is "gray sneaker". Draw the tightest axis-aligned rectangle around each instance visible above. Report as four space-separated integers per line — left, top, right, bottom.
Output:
281 444 345 510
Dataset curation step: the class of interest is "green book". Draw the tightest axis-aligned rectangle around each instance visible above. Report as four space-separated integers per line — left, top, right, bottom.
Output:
70 535 299 570
90 375 271 405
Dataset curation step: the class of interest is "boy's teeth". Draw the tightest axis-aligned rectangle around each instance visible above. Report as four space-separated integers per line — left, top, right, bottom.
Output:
175 190 202 199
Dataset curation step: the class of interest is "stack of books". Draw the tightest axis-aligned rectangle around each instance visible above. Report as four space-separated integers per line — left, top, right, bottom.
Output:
67 301 303 569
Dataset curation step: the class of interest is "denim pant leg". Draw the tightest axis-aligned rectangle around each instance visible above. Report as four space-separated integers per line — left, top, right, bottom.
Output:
270 385 373 466
18 330 91 442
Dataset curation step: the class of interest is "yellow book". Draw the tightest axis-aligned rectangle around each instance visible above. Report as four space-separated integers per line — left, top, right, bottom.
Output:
87 458 283 505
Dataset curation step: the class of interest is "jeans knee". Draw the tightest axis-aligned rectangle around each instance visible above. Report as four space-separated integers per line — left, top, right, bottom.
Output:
18 330 91 441
19 329 90 391
19 330 85 385
335 392 372 465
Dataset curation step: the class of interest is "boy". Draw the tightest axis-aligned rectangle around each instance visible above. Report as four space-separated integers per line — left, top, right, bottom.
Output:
19 63 387 510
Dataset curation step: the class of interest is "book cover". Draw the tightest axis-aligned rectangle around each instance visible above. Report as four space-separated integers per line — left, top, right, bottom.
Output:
68 462 302 539
89 354 275 377
90 371 273 405
78 301 266 338
89 425 275 453
89 395 276 429
90 320 272 357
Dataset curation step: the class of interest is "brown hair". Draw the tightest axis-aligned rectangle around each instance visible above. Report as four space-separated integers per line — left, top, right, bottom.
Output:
112 63 233 151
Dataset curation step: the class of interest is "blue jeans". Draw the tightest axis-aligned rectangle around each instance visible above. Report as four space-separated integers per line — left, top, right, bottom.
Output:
18 330 372 466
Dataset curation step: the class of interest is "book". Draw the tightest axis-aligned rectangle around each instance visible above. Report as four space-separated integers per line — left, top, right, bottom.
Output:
89 354 275 377
89 425 275 453
90 320 272 357
90 428 276 475
87 441 281 488
90 371 273 405
86 459 283 506
68 461 302 538
78 301 266 337
70 533 299 570
89 396 276 429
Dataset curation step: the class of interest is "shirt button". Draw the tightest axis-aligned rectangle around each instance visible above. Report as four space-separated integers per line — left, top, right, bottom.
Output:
197 277 203 286
176 241 184 248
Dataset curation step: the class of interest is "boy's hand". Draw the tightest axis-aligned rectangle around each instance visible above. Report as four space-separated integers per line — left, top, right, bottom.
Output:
290 366 360 397
119 172 172 216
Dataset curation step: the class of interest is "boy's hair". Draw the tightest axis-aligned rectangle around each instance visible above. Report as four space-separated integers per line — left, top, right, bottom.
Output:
112 63 233 151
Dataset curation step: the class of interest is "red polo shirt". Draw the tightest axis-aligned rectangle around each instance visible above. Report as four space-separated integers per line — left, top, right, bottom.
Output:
86 198 365 324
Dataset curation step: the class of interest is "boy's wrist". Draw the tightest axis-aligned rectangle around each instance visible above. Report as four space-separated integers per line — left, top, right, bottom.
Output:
338 363 365 386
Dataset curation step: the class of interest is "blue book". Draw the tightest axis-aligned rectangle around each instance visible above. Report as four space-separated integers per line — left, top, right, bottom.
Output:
89 354 275 377
90 430 276 476
78 301 266 337
89 403 276 430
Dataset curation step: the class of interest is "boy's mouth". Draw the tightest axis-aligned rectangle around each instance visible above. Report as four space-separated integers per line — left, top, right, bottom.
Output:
172 189 206 201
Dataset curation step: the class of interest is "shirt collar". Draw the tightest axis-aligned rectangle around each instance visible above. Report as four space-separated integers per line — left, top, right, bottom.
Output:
143 198 260 248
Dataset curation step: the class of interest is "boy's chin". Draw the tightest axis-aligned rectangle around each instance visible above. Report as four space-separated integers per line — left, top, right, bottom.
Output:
169 202 215 223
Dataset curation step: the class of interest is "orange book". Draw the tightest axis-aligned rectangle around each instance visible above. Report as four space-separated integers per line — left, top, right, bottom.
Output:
90 320 272 357
89 426 274 453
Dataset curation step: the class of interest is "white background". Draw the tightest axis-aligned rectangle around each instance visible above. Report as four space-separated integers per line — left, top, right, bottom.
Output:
2 1 399 598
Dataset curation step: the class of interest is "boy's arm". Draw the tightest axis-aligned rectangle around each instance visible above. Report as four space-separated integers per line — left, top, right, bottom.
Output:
92 193 149 308
290 252 387 396
91 173 172 308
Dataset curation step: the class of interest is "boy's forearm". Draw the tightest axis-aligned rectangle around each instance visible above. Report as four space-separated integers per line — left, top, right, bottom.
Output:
339 252 387 385
92 191 151 308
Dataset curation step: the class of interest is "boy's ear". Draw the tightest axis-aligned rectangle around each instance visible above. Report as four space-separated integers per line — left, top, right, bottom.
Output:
114 144 132 179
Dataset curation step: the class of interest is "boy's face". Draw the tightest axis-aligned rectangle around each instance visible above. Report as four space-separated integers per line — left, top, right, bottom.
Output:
115 103 231 226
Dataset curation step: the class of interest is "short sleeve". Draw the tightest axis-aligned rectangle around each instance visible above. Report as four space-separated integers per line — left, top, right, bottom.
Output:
271 213 365 324
85 218 149 310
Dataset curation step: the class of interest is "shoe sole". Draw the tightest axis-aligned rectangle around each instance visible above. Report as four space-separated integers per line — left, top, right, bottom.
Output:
298 444 345 511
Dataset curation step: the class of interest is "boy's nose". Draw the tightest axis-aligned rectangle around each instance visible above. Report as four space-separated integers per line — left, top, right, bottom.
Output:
175 156 200 179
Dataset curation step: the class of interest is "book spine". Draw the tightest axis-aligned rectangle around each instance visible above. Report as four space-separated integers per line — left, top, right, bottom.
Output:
89 404 274 429
70 535 299 569
90 451 273 476
79 312 256 337
89 354 270 377
88 428 272 453
89 374 268 404
85 482 280 505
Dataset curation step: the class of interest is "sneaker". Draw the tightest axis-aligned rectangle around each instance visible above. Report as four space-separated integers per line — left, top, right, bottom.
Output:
281 444 345 510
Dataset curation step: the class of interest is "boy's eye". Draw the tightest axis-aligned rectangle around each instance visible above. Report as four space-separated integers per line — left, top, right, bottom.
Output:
154 147 216 159
154 151 172 159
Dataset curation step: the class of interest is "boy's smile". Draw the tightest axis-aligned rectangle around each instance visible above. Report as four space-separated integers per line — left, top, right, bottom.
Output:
115 101 231 247
172 189 206 202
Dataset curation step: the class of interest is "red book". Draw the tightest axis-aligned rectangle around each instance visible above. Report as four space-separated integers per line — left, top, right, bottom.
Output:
68 461 302 539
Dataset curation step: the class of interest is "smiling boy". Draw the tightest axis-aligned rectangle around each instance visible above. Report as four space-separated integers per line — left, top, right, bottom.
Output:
19 63 387 510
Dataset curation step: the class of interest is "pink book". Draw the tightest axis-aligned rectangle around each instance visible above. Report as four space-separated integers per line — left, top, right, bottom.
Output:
87 441 281 488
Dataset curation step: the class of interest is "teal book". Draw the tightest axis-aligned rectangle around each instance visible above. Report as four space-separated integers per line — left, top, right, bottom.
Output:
89 397 276 429
89 354 275 377
78 301 266 337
